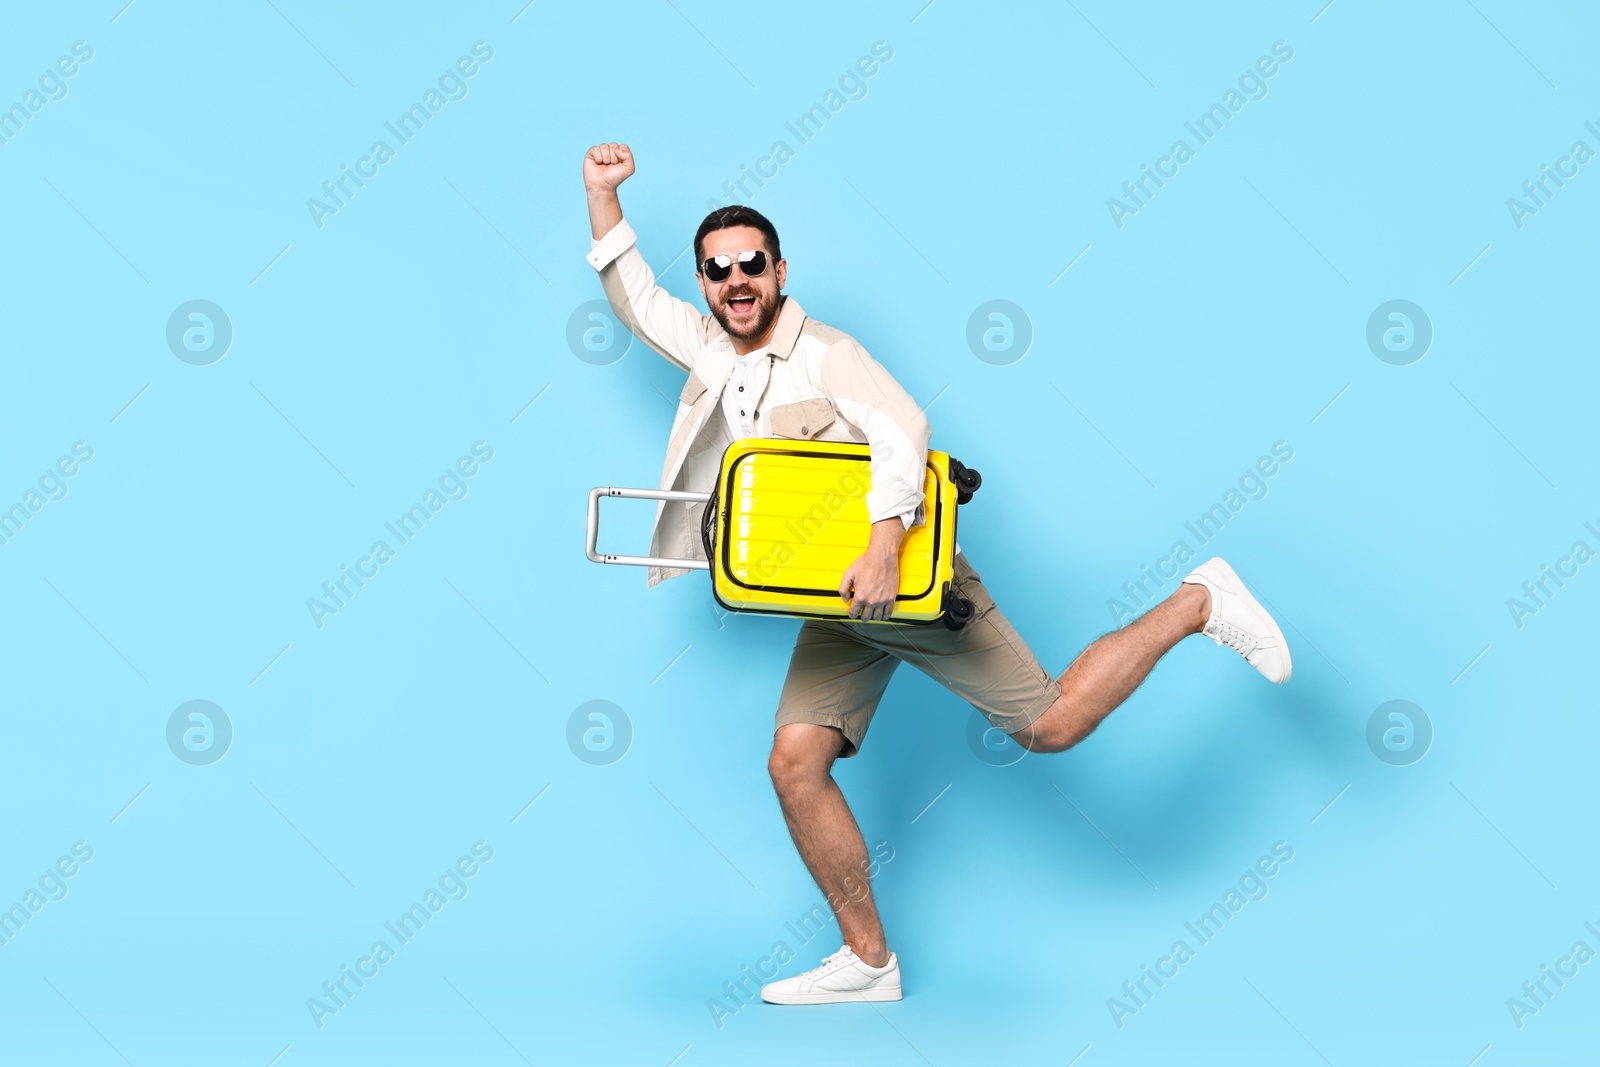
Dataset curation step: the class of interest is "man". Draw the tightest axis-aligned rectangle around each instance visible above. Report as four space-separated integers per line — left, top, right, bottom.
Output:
582 141 1292 1005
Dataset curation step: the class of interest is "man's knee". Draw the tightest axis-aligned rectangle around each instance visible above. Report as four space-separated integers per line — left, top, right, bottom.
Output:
1010 722 1062 754
769 722 845 792
1012 728 1074 754
1008 702 1081 754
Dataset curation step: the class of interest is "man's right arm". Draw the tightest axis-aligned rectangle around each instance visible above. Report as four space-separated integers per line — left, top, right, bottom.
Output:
584 142 628 240
583 142 704 372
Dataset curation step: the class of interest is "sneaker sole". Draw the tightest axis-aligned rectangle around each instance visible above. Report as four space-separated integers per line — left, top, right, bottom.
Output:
761 986 903 1005
1198 558 1292 684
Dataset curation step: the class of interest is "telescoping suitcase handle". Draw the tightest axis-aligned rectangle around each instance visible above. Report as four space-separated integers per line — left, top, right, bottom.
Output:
586 487 712 570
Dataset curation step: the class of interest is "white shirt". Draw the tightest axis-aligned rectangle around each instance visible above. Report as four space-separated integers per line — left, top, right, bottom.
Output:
720 343 771 441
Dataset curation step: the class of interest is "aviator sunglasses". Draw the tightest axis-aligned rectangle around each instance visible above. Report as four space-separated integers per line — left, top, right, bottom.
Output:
700 248 769 282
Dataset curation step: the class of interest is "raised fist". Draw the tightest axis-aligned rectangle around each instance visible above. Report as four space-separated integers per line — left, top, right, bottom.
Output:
584 142 634 190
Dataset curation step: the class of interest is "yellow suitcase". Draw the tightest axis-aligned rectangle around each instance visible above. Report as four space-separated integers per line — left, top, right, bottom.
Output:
587 437 983 628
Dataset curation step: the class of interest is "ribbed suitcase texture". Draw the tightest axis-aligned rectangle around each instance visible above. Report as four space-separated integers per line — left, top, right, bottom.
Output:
702 438 970 625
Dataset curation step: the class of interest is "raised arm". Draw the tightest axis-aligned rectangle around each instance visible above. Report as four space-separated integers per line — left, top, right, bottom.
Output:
583 142 630 240
582 142 706 372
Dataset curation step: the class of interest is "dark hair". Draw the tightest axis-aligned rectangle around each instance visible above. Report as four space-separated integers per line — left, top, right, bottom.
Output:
693 205 781 271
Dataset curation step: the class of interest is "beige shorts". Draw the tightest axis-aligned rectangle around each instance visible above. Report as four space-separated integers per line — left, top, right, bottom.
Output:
773 553 1060 758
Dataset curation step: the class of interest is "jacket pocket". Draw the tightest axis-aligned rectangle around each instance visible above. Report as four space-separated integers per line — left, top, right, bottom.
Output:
678 373 709 406
768 397 837 439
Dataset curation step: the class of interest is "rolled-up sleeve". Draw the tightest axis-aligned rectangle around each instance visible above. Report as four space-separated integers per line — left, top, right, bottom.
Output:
587 218 704 372
819 338 931 526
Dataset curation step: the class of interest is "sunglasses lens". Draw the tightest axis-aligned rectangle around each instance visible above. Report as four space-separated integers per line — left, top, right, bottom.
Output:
704 256 732 282
741 250 767 277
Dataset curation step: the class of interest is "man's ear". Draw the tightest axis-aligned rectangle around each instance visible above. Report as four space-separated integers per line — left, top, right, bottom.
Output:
775 258 787 291
696 271 707 304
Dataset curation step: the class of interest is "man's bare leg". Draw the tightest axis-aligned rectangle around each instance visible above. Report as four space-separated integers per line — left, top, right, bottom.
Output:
1014 582 1212 753
767 722 890 967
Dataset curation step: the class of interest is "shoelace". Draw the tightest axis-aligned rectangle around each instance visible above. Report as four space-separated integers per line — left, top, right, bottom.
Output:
815 946 857 973
1204 617 1257 657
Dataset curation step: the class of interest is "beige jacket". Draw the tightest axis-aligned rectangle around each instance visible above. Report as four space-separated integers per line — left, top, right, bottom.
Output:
587 218 931 587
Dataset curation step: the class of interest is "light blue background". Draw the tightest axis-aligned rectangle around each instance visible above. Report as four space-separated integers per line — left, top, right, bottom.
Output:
3 2 1596 1064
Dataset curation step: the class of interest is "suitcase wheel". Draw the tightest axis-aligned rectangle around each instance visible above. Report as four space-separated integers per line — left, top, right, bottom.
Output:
941 586 975 630
949 459 982 505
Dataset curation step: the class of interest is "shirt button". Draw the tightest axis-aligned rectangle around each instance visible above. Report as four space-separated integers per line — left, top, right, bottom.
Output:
738 386 744 391
740 410 746 416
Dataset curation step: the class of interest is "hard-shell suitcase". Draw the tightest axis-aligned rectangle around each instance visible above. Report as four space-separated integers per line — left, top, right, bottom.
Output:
587 436 983 628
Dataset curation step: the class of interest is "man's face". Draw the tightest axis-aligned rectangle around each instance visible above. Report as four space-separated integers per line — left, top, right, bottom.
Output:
697 225 787 344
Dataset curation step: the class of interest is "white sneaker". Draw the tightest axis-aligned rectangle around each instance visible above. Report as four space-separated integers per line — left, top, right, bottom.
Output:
760 943 902 1004
1181 558 1292 684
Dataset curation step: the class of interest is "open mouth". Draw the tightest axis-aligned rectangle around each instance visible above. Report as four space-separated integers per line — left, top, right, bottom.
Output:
726 293 757 316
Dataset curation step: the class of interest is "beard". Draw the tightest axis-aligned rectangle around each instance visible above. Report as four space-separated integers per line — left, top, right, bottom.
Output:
710 285 781 342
